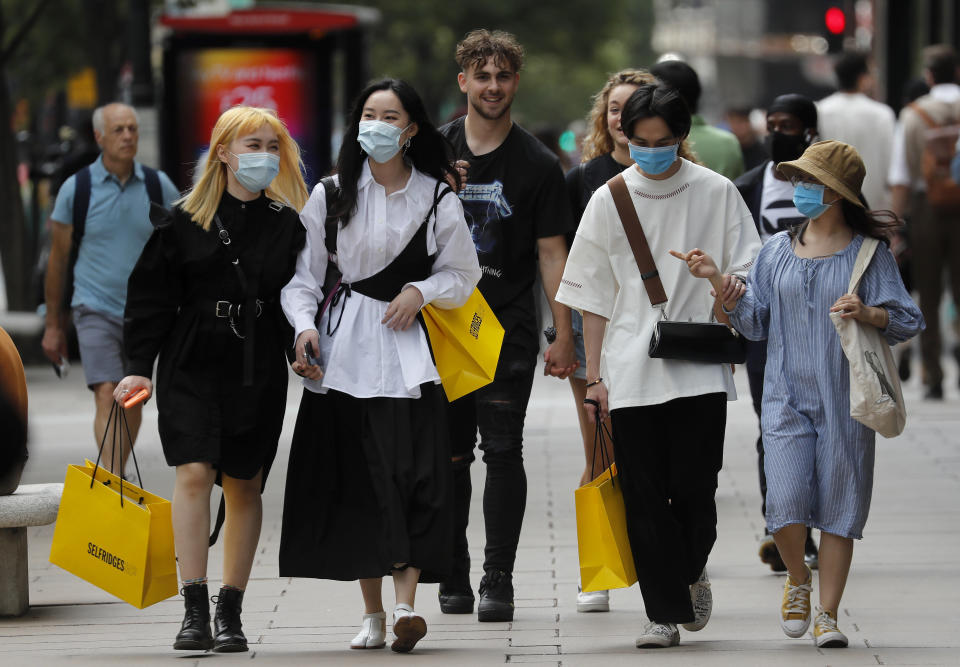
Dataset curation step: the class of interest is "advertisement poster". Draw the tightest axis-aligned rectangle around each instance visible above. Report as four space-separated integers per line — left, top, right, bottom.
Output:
176 48 318 185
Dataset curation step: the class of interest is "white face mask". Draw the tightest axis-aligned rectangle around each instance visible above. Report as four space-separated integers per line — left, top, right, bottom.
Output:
228 151 280 193
357 120 412 163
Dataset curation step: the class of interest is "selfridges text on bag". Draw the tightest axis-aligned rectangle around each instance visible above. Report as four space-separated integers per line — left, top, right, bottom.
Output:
49 403 178 608
830 237 906 438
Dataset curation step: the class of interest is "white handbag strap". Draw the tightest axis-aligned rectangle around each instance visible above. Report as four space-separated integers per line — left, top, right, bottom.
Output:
847 237 880 294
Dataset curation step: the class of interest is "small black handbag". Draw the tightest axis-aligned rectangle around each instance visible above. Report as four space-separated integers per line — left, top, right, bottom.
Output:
607 173 746 365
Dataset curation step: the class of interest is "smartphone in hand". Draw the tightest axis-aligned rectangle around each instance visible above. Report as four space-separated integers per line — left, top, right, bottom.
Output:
52 356 70 379
304 341 321 367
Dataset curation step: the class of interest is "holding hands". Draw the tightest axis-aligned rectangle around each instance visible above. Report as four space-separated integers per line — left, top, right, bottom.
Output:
669 248 745 311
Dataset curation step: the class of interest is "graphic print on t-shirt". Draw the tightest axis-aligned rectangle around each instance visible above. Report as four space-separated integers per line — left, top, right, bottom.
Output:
759 164 804 242
459 180 512 278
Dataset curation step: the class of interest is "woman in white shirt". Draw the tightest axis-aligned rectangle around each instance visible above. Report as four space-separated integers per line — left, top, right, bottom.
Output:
279 79 480 653
555 83 761 649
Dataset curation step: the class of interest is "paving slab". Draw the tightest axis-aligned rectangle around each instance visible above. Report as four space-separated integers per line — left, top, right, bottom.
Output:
0 356 957 665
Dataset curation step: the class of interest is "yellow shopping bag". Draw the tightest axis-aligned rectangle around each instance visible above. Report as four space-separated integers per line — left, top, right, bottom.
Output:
49 405 177 608
575 418 637 592
422 288 504 401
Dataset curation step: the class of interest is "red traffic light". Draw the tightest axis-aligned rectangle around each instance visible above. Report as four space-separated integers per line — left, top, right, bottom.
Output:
825 7 846 35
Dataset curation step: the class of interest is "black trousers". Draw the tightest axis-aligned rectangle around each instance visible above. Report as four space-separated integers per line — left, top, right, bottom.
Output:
610 393 726 624
446 337 537 577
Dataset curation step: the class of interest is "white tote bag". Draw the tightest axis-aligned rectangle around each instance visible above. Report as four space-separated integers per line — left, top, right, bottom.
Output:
830 237 906 438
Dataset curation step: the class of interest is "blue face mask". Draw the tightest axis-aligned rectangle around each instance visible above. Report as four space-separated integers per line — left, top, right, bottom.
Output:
792 182 833 220
628 142 680 175
358 119 412 163
229 151 280 193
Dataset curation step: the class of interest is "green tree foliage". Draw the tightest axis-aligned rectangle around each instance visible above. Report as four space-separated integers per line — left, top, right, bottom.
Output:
354 0 655 130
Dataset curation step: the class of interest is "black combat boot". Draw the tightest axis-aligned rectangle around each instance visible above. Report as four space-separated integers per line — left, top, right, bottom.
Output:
212 587 248 652
173 583 214 650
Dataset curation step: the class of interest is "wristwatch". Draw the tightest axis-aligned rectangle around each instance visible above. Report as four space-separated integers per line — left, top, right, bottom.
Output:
543 326 557 344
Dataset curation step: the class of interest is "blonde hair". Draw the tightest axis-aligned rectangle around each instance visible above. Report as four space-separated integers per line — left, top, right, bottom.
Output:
581 69 700 165
179 106 309 230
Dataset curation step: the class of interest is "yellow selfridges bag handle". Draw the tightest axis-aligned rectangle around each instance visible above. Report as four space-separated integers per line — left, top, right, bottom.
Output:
90 401 145 506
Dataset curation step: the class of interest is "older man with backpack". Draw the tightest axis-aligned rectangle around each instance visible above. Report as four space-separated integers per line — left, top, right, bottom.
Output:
41 102 179 474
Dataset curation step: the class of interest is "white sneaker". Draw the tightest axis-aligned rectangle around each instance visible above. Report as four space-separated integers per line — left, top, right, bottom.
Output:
635 621 680 648
682 567 712 631
577 582 610 612
350 611 386 649
813 606 849 648
780 565 813 638
391 604 427 653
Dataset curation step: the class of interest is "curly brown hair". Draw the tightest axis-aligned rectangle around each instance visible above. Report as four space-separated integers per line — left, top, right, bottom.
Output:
455 29 524 74
581 69 700 165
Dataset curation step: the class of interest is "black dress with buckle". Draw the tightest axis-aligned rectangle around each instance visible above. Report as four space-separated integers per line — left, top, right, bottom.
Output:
124 191 305 481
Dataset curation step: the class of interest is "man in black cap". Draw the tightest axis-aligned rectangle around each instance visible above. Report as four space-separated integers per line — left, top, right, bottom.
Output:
734 93 820 573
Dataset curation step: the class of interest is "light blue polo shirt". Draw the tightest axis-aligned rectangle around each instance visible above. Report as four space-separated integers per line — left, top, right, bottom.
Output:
50 155 180 318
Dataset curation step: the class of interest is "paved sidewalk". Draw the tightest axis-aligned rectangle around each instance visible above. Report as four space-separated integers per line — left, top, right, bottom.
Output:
1 359 957 666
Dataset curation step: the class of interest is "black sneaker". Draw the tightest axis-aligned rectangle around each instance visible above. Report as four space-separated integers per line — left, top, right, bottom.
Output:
925 383 944 400
478 570 514 622
438 579 474 614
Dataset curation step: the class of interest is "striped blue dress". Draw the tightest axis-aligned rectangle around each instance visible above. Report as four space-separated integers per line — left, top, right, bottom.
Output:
730 232 924 539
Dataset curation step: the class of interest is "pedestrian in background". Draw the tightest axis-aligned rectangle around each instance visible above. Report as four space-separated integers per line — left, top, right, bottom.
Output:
113 106 309 653
651 59 744 180
676 140 923 649
437 29 577 623
41 103 179 476
818 52 896 210
556 82 761 649
734 94 821 572
279 78 480 653
725 107 769 171
889 44 960 400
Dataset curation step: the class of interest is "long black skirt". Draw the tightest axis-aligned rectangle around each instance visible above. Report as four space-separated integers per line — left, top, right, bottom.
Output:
279 383 452 582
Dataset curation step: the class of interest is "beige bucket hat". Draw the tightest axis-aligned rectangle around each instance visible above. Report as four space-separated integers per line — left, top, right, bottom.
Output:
777 140 866 208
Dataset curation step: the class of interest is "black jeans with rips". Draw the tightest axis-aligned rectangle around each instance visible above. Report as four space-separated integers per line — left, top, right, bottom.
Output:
610 392 727 624
446 336 538 583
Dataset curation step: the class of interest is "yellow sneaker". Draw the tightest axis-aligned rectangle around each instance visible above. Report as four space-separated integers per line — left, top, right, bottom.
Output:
779 565 812 638
813 606 849 648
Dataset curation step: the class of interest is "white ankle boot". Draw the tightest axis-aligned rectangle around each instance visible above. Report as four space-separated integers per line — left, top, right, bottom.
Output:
391 603 427 653
350 611 386 649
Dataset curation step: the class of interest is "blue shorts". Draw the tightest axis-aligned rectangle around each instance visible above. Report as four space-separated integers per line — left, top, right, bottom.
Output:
72 305 128 389
571 309 587 380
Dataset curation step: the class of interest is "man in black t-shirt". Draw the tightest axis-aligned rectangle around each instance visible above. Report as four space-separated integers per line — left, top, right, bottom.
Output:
439 29 576 623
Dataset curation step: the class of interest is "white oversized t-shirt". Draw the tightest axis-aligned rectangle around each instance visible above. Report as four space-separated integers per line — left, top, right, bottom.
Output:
555 160 762 410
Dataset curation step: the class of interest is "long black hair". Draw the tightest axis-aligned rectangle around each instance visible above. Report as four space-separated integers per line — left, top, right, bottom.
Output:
618 83 698 162
329 78 459 226
792 199 901 244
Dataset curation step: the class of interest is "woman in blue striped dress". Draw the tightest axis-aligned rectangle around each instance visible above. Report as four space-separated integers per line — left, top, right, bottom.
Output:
671 140 923 650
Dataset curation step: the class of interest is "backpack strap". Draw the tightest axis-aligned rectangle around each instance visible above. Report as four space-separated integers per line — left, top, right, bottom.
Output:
141 165 163 206
72 166 91 242
320 176 339 255
909 102 939 129
607 173 668 307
